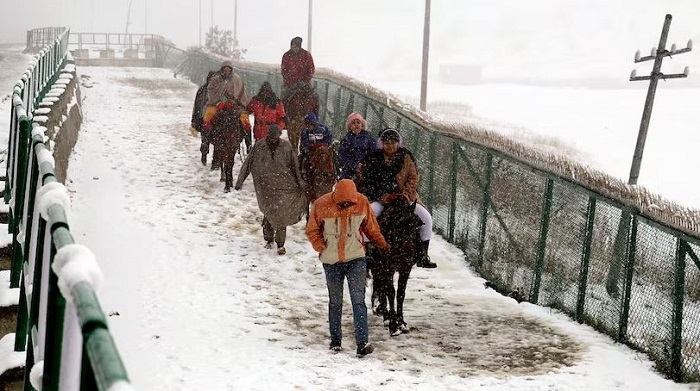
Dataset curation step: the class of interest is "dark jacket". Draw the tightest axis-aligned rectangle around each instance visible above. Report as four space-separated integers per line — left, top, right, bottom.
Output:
360 147 419 203
300 122 333 155
190 84 208 131
338 130 376 179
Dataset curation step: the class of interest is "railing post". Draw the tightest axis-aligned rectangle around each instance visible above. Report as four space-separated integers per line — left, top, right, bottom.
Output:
617 213 638 342
426 134 436 214
671 238 687 381
477 153 493 267
448 142 459 242
10 119 31 288
576 196 597 321
530 178 554 304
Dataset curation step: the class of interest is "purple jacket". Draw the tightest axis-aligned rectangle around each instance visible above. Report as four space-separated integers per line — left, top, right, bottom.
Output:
338 130 377 179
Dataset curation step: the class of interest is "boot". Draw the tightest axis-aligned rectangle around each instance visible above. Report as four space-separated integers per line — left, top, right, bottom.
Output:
416 240 437 268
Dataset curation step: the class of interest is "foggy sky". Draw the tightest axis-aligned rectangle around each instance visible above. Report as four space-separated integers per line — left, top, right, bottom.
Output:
1 0 699 84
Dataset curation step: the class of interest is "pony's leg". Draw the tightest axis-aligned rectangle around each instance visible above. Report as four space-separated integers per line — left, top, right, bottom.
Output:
386 273 401 336
396 267 413 333
288 119 301 153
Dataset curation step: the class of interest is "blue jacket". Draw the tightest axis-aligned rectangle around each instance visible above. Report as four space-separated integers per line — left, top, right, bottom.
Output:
300 122 333 154
338 130 377 179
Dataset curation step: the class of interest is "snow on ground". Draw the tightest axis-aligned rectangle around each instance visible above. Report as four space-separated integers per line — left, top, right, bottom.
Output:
64 66 699 390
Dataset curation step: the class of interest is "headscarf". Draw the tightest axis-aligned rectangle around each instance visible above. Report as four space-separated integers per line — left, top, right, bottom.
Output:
253 82 279 108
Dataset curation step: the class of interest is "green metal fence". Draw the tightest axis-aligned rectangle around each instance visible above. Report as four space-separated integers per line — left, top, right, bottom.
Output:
5 27 132 390
178 50 700 382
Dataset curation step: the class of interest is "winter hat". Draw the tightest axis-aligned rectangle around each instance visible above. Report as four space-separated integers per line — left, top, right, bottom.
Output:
291 37 303 47
221 60 233 70
379 128 401 142
304 112 318 124
268 124 282 138
345 113 366 131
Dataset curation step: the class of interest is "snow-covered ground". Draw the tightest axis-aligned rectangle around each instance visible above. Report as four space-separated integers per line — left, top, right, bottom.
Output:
62 65 700 390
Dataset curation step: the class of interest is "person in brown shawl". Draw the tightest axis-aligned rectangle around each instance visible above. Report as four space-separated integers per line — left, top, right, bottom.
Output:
234 125 307 255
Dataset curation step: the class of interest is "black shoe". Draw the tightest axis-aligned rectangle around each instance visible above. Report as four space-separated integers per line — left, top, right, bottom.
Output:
223 186 231 193
329 340 342 352
356 342 374 357
416 240 437 268
417 258 437 268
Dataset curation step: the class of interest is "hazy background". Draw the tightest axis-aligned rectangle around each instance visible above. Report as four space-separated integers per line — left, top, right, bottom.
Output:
2 0 699 87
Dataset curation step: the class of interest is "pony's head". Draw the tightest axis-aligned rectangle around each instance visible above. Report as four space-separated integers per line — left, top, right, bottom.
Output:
378 196 423 254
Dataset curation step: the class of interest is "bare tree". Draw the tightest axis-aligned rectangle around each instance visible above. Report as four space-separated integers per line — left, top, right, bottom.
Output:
204 25 245 60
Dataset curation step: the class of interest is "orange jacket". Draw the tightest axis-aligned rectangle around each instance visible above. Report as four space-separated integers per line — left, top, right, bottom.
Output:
306 179 387 264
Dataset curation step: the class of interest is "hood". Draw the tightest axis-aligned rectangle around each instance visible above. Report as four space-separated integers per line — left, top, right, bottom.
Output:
332 179 359 204
221 60 233 70
304 112 318 124
345 112 366 131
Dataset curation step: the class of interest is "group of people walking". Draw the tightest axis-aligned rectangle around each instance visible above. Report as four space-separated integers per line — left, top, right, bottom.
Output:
189 36 437 357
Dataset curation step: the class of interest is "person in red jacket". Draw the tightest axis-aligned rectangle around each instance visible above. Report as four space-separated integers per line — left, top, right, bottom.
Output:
281 36 315 99
247 82 286 141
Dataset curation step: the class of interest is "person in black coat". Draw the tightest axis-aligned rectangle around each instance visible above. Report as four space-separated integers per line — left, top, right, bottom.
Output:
190 71 217 166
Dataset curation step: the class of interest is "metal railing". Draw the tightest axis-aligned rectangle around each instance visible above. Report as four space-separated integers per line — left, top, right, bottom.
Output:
176 50 700 382
5 27 132 390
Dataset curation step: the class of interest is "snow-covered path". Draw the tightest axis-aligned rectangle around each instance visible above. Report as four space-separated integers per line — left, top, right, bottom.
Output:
65 66 696 390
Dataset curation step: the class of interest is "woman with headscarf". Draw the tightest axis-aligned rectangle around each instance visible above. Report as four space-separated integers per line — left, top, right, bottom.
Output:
248 81 287 142
337 113 377 180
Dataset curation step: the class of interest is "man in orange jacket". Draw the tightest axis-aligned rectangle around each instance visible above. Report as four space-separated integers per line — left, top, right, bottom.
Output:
306 179 389 357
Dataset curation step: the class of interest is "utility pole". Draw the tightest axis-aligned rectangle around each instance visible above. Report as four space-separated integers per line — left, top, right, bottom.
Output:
627 14 692 185
233 0 238 44
419 0 431 111
211 0 214 32
198 0 202 47
307 0 313 52
144 0 148 34
606 14 692 299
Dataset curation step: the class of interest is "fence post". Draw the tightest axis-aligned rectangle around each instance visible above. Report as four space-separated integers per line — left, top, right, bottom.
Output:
617 213 638 342
10 119 31 288
426 134 436 214
530 178 554 304
671 238 687 381
448 142 459 242
477 153 493 268
576 196 597 322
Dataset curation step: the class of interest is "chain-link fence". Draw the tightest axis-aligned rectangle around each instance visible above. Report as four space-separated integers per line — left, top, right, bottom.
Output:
176 50 700 382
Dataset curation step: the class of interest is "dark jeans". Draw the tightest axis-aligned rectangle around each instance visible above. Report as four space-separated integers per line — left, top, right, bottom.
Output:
322 257 368 346
200 128 212 157
262 216 286 247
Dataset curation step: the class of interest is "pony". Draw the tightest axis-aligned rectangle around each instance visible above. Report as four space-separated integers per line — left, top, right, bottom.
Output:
282 82 318 153
301 144 337 204
210 106 246 192
368 195 423 336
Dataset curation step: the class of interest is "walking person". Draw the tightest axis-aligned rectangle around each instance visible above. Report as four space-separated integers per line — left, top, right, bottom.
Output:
234 125 307 255
247 81 286 142
306 179 390 356
190 70 217 165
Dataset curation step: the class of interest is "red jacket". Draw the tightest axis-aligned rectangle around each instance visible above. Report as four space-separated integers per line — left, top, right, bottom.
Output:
248 99 286 140
281 49 315 87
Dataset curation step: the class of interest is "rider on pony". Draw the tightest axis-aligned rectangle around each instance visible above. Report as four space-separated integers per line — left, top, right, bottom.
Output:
358 128 437 269
299 112 333 181
248 81 286 143
338 113 377 180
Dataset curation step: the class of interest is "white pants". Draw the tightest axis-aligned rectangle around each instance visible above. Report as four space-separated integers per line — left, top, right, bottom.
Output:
370 201 433 242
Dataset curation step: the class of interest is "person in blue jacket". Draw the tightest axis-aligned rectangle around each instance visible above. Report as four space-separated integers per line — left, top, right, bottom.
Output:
299 112 334 179
337 113 377 180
